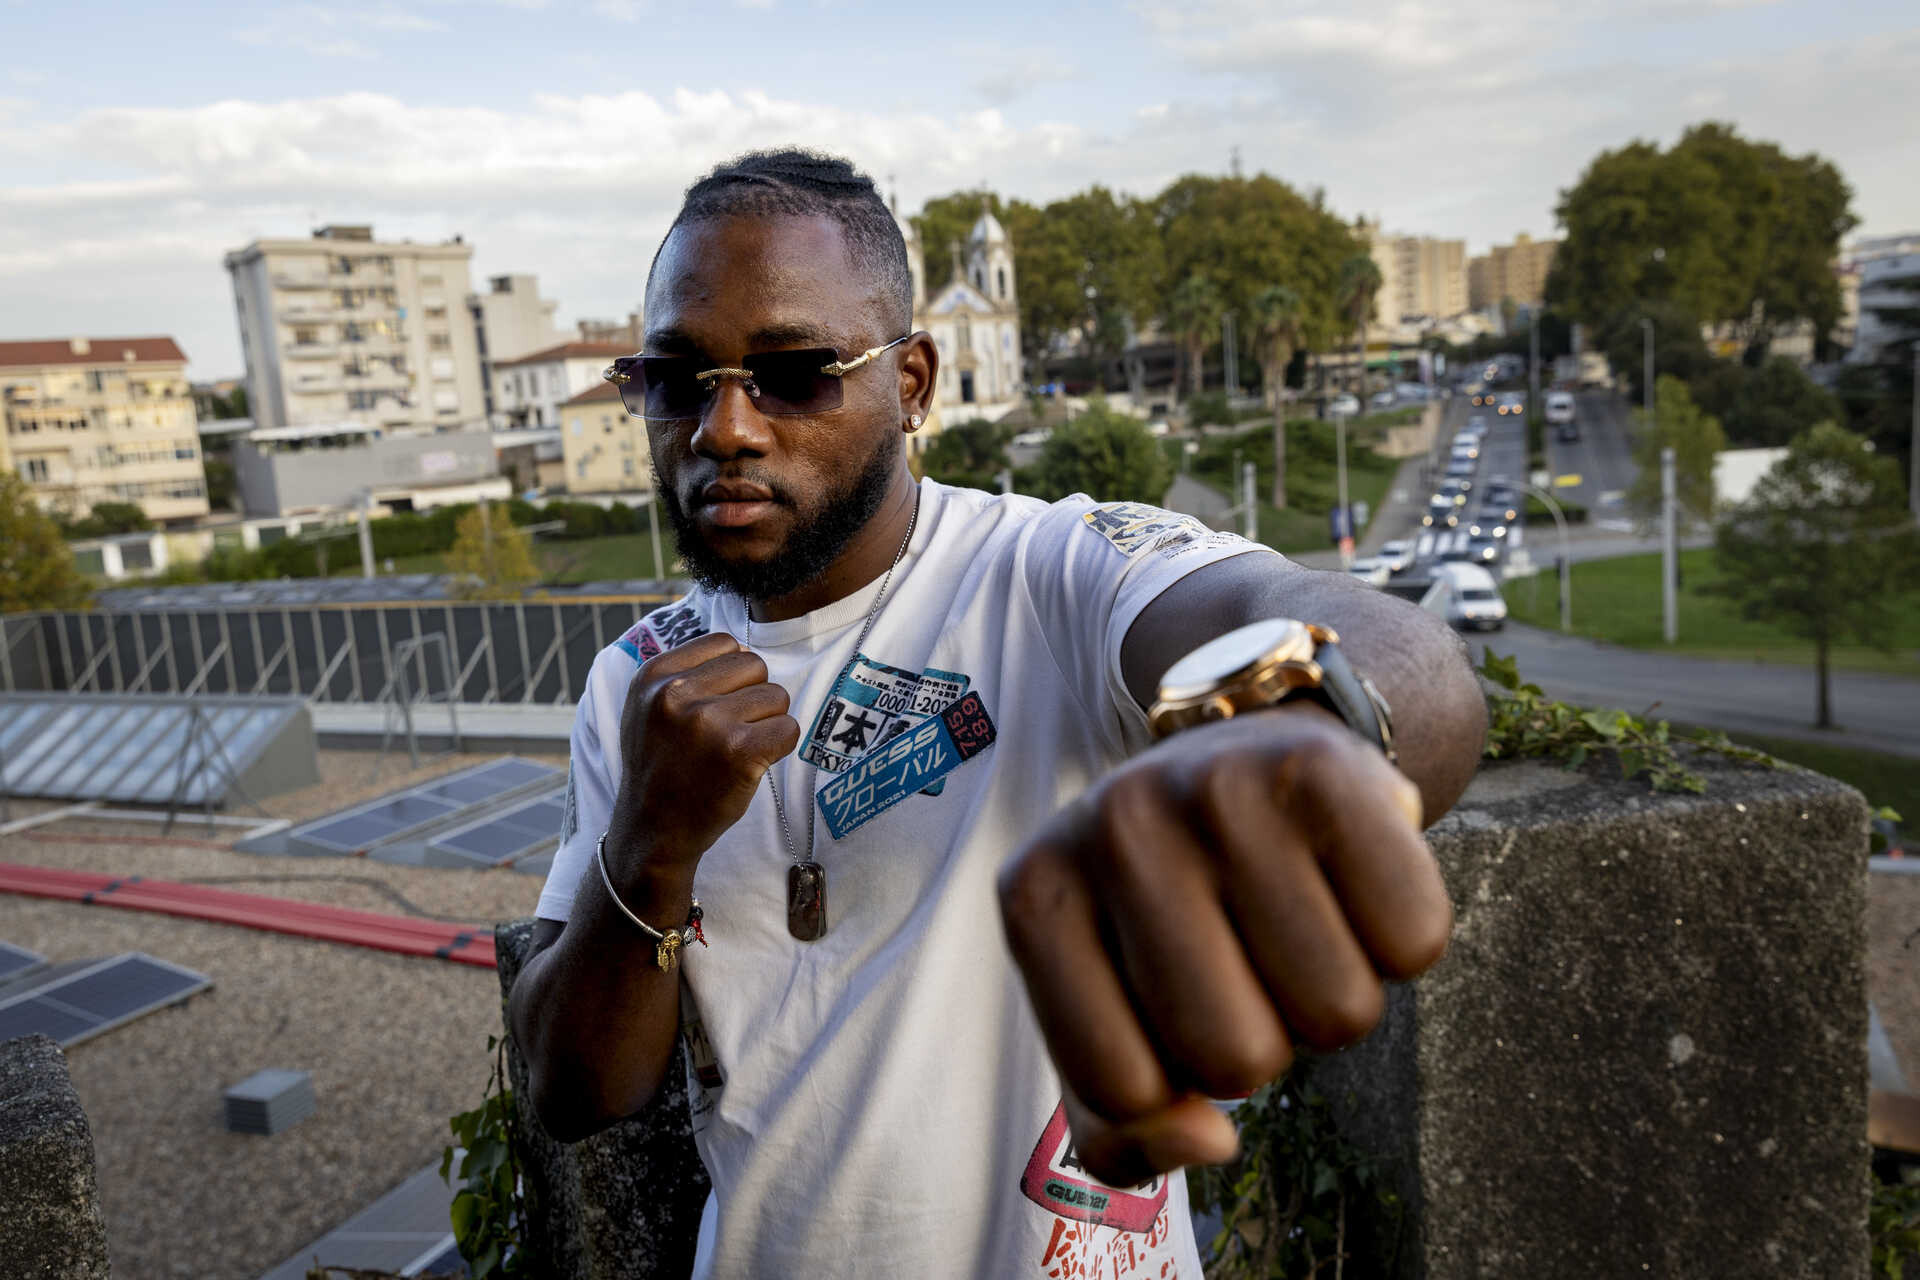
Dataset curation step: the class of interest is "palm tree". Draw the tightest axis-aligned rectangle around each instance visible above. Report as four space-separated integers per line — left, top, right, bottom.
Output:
1339 254 1384 403
1251 284 1305 507
1165 273 1223 401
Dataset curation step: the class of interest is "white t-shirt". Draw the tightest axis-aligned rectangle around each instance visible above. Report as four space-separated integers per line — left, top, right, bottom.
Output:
537 479 1275 1279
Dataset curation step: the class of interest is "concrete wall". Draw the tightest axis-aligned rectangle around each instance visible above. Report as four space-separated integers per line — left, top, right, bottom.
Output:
491 752 1872 1277
0 1035 112 1277
235 429 498 516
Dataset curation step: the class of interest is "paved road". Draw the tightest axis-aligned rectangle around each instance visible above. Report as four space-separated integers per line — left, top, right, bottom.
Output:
1546 391 1639 530
1467 621 1920 759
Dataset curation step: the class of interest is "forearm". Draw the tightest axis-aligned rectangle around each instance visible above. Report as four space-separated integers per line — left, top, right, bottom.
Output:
1121 557 1486 825
508 856 696 1142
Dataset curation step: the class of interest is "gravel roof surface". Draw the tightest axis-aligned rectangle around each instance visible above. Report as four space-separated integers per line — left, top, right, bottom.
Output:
0 749 566 1280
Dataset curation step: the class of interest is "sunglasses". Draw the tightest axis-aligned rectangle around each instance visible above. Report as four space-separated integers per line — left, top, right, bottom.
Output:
603 335 911 421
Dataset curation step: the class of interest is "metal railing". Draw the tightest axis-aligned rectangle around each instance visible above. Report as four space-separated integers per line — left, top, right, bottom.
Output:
0 594 674 708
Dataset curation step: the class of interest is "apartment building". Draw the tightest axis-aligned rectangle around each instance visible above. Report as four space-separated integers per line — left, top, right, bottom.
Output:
491 341 633 430
559 381 649 494
469 273 568 427
224 224 486 436
1390 236 1468 321
0 337 210 525
1468 233 1561 311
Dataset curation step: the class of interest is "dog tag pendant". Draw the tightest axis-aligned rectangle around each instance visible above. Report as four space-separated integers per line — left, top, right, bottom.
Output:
787 862 827 941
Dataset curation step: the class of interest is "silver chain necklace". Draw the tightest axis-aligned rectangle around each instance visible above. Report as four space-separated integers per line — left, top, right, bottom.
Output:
742 493 920 942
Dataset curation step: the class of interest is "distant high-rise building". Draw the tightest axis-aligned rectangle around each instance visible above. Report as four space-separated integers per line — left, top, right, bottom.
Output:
1357 221 1470 332
1391 236 1468 321
1468 234 1561 311
469 273 568 428
0 336 209 525
576 313 644 348
224 224 486 436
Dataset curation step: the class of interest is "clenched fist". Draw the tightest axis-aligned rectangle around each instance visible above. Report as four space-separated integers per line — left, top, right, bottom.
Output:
604 632 801 874
997 704 1452 1188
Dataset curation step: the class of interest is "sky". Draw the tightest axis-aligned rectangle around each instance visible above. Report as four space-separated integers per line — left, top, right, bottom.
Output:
2 0 1917 379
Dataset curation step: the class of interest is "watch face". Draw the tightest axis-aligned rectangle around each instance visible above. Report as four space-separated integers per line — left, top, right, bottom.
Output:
1158 618 1311 703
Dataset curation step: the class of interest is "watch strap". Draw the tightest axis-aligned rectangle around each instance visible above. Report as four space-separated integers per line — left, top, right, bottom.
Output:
1285 639 1396 762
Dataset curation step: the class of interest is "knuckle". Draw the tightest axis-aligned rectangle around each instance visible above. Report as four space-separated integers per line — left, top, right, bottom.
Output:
1299 977 1386 1049
1193 753 1268 833
1198 1031 1293 1098
1384 898 1454 978
996 852 1068 941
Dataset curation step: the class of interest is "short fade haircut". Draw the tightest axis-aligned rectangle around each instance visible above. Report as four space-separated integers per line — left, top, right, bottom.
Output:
655 148 915 337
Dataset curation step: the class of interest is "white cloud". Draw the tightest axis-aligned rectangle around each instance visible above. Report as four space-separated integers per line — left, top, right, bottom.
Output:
1 17 1914 377
233 4 447 59
973 55 1079 107
590 0 646 20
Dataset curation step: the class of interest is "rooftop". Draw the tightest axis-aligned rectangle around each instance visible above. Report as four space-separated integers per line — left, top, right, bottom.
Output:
0 337 188 370
560 380 624 408
491 340 634 369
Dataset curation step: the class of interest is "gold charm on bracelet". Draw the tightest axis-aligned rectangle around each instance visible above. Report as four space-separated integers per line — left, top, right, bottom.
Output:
655 931 684 972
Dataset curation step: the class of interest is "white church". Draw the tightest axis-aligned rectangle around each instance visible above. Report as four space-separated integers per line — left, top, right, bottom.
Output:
894 199 1024 441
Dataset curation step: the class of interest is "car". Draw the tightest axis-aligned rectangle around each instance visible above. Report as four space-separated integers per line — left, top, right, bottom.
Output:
1476 500 1519 525
1436 562 1508 630
1556 421 1581 442
1422 498 1455 528
1370 390 1397 410
1445 456 1476 478
1545 390 1576 426
1467 416 1490 432
1451 440 1481 460
1346 557 1390 588
1468 534 1502 564
1328 393 1360 416
1377 539 1414 573
1010 429 1051 447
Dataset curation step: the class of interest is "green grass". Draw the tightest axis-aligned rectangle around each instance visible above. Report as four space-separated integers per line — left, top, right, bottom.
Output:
1677 726 1920 820
1506 548 1920 675
1171 417 1401 555
359 530 679 586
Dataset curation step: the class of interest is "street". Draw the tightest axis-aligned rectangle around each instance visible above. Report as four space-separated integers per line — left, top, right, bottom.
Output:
1469 621 1920 759
1546 390 1641 529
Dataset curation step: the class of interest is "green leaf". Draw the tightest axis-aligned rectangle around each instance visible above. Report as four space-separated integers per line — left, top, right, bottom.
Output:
451 1190 481 1244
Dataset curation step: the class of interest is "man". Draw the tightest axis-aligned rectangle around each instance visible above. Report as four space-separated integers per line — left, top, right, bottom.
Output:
511 149 1485 1278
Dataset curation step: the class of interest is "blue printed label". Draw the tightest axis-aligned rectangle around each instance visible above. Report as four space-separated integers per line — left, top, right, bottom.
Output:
816 692 997 839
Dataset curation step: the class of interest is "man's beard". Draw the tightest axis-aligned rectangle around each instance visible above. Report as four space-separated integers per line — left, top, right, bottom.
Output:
656 431 901 604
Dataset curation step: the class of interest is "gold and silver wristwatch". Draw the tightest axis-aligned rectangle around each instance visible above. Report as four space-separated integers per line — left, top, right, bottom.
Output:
1146 618 1396 761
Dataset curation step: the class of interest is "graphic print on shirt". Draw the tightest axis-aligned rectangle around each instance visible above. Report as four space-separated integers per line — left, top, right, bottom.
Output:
1080 502 1245 563
615 601 708 664
801 654 970 776
679 983 724 1135
1025 1101 1182 1280
815 688 997 840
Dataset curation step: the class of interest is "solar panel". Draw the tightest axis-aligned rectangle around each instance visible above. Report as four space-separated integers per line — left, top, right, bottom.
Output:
0 942 44 982
0 952 211 1048
420 784 568 869
277 757 562 858
0 694 314 808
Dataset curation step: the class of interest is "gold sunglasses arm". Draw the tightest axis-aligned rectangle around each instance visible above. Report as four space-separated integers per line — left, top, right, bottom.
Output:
603 364 631 386
694 367 754 383
820 334 912 377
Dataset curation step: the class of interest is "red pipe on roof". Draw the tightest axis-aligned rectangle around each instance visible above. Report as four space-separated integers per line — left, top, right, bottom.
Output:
0 864 497 969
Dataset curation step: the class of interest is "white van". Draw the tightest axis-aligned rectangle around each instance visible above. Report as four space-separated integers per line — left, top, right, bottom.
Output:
1434 562 1507 631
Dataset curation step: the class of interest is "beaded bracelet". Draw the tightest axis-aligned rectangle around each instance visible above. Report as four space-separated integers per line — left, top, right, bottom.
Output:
595 833 706 972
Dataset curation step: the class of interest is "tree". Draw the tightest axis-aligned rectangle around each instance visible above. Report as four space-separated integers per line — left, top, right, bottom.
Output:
1690 356 1843 449
1006 187 1164 376
1711 423 1920 727
1165 273 1223 399
915 190 1004 296
1626 375 1726 532
1024 401 1172 504
918 418 1013 493
1338 253 1383 396
446 503 539 600
0 473 90 611
1251 285 1306 507
1549 123 1857 361
1153 174 1363 395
